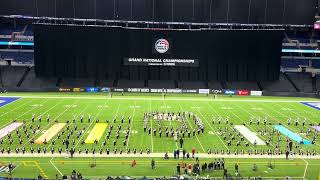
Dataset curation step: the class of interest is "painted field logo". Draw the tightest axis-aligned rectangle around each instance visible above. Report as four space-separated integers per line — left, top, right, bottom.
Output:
155 39 169 53
301 102 320 110
0 97 20 107
0 165 16 173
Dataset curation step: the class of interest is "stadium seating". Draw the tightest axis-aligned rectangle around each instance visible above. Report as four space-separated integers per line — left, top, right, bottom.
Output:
312 60 320 69
286 72 313 92
281 58 309 68
0 66 28 88
178 81 206 89
98 80 114 87
19 67 57 91
60 78 95 87
317 75 320 91
0 64 316 94
208 81 222 89
0 51 33 64
225 81 260 90
117 80 145 88
0 24 30 35
148 80 175 89
260 73 296 92
23 25 33 36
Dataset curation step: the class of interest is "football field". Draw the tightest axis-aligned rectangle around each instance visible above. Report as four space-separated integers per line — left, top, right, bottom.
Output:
0 92 319 179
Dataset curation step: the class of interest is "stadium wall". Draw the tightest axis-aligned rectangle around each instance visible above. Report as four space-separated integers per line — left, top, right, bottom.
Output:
0 0 316 25
34 24 283 81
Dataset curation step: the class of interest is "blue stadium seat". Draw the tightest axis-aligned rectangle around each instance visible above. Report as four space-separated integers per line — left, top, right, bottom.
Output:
281 58 309 68
0 51 33 63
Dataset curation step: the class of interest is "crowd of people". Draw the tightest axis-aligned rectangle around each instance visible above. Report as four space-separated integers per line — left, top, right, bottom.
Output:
143 111 205 140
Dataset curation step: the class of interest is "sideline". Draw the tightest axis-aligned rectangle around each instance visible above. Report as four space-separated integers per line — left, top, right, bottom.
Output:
2 153 320 159
0 95 319 102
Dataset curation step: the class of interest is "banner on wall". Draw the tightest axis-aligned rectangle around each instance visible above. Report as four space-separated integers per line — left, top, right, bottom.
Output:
224 90 237 95
100 87 110 92
182 89 198 93
113 88 124 92
211 89 223 94
86 87 99 92
199 89 210 94
73 88 85 92
59 88 71 92
237 90 250 96
250 91 262 96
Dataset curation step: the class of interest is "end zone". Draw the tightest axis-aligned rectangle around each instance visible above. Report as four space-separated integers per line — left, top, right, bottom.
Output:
0 97 20 108
301 102 320 110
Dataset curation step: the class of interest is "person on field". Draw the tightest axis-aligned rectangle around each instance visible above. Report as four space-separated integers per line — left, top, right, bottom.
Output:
191 148 196 158
235 163 239 175
179 137 184 148
131 160 136 167
223 168 228 179
151 159 155 169
177 163 181 175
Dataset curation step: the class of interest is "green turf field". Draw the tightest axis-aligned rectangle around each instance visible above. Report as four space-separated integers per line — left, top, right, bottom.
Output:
0 92 319 179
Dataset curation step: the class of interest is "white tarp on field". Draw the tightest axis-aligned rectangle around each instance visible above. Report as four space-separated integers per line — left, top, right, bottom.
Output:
0 122 22 140
234 125 266 145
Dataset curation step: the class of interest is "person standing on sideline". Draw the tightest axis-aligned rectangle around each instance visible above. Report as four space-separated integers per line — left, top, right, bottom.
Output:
131 160 137 167
223 168 228 179
177 163 181 175
151 159 155 169
235 163 239 175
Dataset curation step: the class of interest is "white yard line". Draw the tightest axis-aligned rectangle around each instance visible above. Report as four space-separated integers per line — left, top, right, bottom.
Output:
97 99 114 151
196 110 229 150
281 103 319 127
249 102 318 156
22 99 78 148
0 98 35 119
48 99 92 150
177 103 205 152
301 158 309 180
0 97 23 110
148 99 154 152
162 96 178 149
126 101 136 149
0 99 47 130
206 101 256 150
260 103 316 143
221 101 274 147
75 99 113 149
50 157 63 176
229 102 277 149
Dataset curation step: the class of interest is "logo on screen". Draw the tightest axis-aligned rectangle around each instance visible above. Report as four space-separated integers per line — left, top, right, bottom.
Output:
155 39 169 54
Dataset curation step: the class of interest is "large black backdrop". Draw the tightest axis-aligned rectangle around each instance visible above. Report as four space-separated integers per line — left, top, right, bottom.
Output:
34 24 283 81
0 0 316 25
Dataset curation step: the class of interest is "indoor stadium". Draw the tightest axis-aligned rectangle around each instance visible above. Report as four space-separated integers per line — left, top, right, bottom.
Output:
0 0 320 179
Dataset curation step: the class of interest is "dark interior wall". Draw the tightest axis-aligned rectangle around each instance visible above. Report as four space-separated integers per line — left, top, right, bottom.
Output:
0 0 315 24
34 24 283 81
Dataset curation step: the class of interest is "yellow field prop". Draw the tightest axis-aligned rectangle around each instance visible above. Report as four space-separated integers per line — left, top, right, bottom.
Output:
35 123 66 144
85 123 108 144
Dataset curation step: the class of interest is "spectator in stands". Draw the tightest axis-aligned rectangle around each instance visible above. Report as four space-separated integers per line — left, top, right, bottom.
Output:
38 174 43 180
